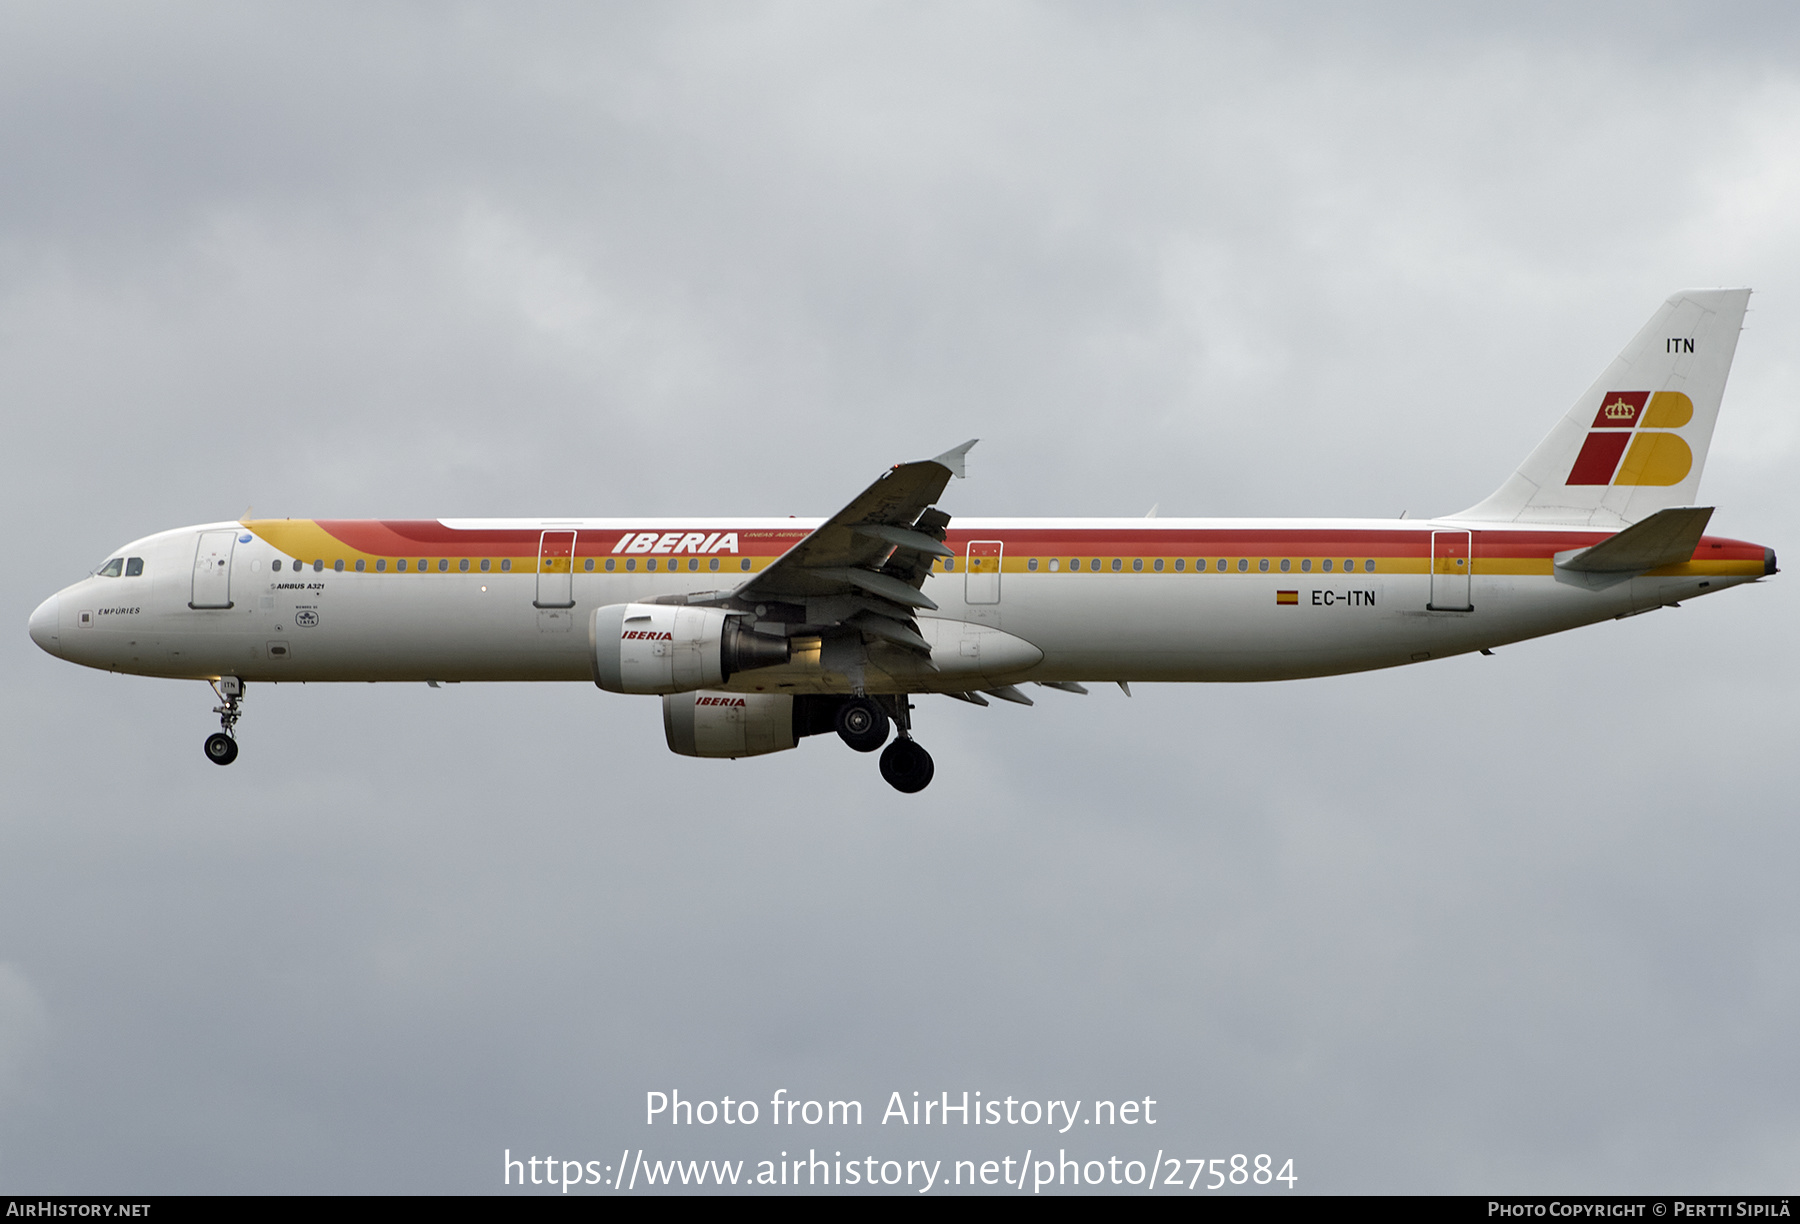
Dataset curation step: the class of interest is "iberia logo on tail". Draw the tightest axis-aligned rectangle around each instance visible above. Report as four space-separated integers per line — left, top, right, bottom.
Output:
1565 391 1694 486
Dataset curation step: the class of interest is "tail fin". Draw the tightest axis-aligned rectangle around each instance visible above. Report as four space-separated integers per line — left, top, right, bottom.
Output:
1451 288 1750 526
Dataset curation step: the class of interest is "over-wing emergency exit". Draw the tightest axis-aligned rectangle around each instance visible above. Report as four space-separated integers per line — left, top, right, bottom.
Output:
27 290 1776 792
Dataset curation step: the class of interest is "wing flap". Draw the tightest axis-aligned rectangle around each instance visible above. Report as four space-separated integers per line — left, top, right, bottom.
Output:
812 567 939 610
852 523 954 559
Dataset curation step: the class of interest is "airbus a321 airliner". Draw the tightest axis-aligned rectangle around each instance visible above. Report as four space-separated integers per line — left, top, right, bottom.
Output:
28 290 1775 792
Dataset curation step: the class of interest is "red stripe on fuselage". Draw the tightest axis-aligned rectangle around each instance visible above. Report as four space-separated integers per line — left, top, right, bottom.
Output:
305 521 1767 566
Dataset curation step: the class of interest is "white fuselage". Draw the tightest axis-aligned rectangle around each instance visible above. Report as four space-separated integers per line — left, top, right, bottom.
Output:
29 516 1768 692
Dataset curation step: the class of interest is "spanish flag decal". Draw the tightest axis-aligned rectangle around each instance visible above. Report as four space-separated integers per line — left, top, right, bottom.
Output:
1276 590 1298 605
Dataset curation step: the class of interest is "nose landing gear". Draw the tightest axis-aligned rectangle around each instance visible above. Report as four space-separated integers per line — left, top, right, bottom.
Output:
204 677 244 766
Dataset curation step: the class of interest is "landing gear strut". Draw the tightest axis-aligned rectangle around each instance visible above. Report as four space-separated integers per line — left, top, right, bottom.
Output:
808 693 938 792
204 677 243 766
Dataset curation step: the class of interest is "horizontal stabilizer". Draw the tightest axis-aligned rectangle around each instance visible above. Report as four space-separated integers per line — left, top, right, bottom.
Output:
1555 506 1714 574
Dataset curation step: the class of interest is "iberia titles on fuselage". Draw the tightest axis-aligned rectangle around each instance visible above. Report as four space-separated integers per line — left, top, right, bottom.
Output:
25 289 1778 793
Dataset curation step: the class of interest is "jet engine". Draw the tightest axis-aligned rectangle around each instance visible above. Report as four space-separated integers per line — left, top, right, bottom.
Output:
663 691 799 758
591 603 790 695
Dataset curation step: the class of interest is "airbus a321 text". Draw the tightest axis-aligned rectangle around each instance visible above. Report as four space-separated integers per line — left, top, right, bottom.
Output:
29 290 1775 792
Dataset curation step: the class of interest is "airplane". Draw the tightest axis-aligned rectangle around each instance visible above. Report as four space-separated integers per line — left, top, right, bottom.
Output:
27 289 1776 793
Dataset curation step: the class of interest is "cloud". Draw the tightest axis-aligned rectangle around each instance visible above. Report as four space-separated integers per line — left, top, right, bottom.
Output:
2 1 1798 1193
0 964 49 1103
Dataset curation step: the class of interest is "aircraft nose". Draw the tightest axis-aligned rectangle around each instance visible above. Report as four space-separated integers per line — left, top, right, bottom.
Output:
28 594 61 657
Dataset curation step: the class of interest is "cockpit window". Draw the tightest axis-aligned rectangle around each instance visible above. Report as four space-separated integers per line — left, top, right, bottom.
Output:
96 558 124 577
125 557 144 577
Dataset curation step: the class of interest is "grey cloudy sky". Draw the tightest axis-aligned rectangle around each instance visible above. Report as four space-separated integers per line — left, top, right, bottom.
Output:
2 1 1797 1194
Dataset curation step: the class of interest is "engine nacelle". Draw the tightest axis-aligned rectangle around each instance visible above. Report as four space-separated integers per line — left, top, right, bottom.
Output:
591 603 790 695
664 691 798 758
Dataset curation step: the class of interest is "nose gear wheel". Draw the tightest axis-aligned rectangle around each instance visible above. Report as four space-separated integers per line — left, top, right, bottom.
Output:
205 678 244 766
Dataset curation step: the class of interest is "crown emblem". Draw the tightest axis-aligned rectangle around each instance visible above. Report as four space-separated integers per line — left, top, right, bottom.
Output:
1603 397 1638 421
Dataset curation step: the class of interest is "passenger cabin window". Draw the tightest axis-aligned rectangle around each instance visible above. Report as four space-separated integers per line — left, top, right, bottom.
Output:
501 559 512 571
1027 558 1039 572
97 558 123 577
376 559 387 572
271 559 283 572
334 559 345 572
125 557 144 577
313 560 324 573
438 559 448 572
480 559 491 572
605 558 616 572
584 558 594 572
739 558 750 571
355 559 366 572
1153 558 1164 572
460 559 470 572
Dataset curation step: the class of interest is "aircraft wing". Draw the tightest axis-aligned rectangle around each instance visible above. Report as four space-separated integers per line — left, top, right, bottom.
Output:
730 440 975 642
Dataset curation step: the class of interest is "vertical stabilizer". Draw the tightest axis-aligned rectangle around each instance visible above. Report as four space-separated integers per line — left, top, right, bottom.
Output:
1451 289 1749 526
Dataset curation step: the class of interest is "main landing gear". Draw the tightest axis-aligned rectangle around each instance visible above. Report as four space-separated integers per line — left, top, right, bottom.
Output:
834 695 935 794
204 677 244 766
